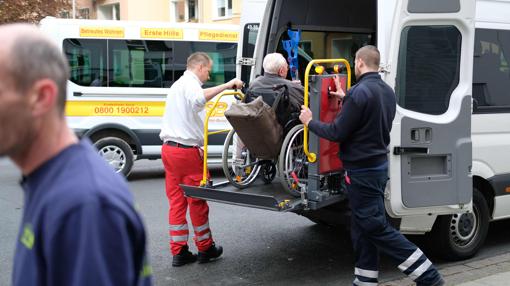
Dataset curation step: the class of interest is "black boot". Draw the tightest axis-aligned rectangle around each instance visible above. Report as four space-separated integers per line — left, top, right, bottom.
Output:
197 243 223 264
172 246 197 267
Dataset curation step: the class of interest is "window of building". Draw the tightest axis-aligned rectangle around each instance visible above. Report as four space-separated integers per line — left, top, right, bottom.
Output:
60 11 71 19
188 0 197 22
171 0 186 22
473 28 510 113
395 25 462 115
98 3 120 20
215 0 232 18
79 8 90 19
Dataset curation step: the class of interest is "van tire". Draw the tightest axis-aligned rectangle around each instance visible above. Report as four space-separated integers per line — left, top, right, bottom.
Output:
430 188 489 261
94 137 134 177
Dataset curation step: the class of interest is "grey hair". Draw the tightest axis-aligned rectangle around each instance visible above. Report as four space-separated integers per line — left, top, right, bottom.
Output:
187 52 212 69
263 53 287 74
8 36 70 115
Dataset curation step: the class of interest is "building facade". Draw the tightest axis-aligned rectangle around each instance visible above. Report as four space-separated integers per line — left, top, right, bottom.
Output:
65 0 242 24
170 0 242 24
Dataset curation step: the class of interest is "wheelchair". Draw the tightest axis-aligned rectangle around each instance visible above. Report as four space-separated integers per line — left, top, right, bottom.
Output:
221 84 308 196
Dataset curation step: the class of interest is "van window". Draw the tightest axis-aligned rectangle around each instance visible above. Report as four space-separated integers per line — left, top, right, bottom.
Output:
395 26 462 115
277 31 373 84
63 39 107 86
109 40 173 88
241 23 259 83
472 28 510 113
64 38 236 89
173 41 237 88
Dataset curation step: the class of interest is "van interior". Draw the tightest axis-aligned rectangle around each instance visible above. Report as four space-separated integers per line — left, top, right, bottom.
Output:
263 0 377 84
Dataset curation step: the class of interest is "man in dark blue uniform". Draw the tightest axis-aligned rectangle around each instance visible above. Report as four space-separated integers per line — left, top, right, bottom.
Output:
299 45 444 286
0 24 152 286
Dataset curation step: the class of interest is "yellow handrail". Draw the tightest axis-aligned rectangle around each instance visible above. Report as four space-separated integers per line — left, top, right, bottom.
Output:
201 91 245 186
303 59 351 162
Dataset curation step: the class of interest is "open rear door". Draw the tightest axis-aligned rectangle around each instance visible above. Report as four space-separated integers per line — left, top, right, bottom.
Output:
385 0 476 216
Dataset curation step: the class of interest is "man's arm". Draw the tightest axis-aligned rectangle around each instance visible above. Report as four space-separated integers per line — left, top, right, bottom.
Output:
45 203 151 286
300 96 362 143
203 78 243 102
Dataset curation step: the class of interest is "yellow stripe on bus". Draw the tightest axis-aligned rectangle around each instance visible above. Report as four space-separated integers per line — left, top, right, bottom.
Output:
198 30 238 42
79 27 125 38
66 101 229 117
140 28 183 39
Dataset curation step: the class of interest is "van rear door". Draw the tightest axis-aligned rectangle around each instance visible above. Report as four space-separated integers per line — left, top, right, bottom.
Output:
385 0 476 217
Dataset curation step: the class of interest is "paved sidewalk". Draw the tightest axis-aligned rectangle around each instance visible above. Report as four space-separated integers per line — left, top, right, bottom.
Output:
456 272 510 286
382 252 510 286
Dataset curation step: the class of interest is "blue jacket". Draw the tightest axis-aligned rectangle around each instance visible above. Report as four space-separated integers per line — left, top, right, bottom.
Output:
13 139 152 286
308 72 396 169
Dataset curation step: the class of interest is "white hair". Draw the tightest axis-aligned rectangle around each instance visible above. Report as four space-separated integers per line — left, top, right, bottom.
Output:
262 53 287 74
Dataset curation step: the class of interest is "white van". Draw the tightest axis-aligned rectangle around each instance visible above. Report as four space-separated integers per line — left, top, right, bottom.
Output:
186 0 510 260
39 17 239 176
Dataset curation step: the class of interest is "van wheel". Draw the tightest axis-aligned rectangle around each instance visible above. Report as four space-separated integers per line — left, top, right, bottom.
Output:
94 137 134 177
431 188 489 261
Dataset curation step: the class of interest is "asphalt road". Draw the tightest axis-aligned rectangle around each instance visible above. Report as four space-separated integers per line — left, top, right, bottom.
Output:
2 158 510 285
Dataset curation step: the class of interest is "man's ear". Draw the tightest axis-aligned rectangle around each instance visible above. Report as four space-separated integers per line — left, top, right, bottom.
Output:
278 66 287 77
29 79 59 117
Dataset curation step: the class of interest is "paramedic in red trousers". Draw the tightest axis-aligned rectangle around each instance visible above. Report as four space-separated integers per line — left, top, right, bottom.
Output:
160 52 243 266
299 45 445 286
0 24 152 286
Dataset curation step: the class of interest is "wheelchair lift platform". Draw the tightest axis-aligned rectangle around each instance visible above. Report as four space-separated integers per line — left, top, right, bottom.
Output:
181 180 303 212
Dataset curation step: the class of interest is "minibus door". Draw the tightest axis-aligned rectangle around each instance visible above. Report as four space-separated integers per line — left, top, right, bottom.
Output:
384 0 476 217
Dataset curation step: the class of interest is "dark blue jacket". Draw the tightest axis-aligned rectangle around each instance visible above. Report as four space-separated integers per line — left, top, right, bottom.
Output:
309 72 396 169
13 139 152 286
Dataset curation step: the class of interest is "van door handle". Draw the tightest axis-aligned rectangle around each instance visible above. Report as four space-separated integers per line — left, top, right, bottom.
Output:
393 147 429 155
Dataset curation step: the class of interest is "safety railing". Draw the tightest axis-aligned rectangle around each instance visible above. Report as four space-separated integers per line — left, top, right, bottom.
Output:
303 59 351 163
201 91 245 186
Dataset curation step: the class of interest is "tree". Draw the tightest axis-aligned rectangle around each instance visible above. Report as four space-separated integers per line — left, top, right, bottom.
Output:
0 0 71 24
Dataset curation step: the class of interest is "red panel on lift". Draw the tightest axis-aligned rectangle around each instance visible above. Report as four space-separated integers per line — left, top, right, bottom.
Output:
319 75 347 174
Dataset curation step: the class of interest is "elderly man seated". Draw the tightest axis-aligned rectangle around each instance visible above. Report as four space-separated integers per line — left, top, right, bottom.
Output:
246 52 304 110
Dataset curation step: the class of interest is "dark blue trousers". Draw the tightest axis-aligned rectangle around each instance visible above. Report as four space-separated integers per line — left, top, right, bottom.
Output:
346 167 443 286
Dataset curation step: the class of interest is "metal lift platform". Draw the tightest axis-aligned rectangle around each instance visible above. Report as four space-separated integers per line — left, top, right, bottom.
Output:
181 180 304 212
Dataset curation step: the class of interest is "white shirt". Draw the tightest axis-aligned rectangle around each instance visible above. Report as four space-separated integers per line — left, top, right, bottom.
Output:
159 70 207 146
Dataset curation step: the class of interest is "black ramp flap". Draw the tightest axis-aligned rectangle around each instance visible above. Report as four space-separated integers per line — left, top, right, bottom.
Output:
181 180 301 211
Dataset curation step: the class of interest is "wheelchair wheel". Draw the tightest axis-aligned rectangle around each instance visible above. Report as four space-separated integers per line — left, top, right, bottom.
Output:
222 129 262 188
278 124 308 196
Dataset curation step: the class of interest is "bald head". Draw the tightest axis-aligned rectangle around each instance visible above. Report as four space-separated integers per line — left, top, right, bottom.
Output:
355 45 380 70
0 24 69 114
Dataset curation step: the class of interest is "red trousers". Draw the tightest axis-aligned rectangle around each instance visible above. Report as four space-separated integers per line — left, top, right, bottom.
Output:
161 144 213 255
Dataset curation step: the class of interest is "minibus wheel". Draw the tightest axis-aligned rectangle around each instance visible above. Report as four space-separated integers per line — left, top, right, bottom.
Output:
430 188 489 260
94 137 134 177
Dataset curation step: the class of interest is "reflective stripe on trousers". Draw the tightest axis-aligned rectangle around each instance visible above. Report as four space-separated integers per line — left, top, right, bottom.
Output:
353 267 378 286
347 168 442 286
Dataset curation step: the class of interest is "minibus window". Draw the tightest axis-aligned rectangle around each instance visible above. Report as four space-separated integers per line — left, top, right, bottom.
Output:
473 28 510 113
109 40 172 88
173 41 237 88
63 39 107 87
241 23 259 83
395 25 461 115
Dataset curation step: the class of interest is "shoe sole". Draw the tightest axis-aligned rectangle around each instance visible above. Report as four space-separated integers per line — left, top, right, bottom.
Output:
197 256 222 264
